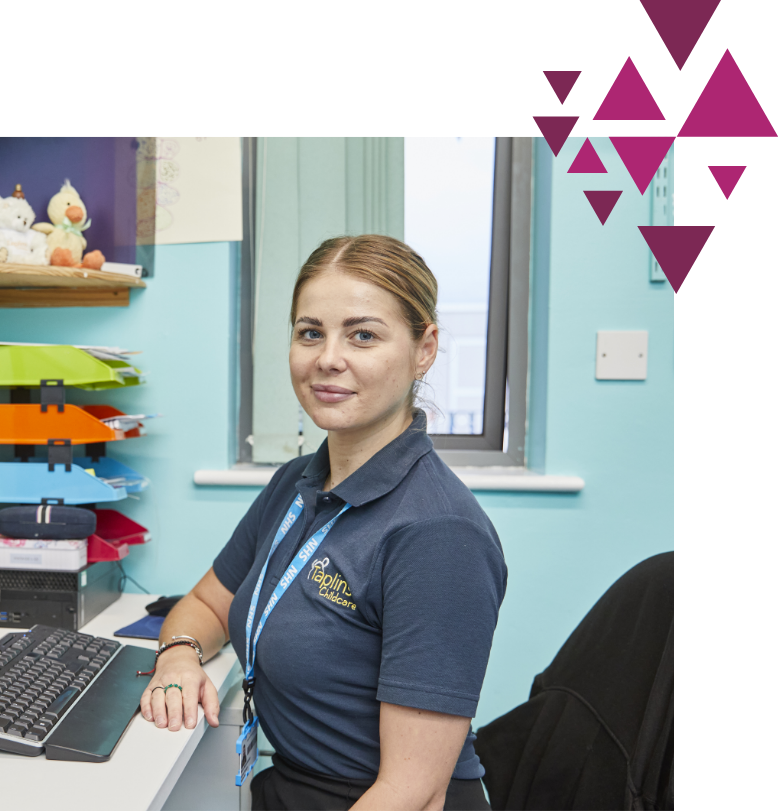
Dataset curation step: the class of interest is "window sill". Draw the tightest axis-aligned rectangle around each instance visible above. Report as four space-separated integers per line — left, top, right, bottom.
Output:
193 465 584 493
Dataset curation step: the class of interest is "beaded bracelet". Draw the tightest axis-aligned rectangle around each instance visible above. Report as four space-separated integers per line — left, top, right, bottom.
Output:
135 639 203 677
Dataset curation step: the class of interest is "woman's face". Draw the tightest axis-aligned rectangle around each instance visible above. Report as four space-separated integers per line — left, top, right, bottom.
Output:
289 269 437 437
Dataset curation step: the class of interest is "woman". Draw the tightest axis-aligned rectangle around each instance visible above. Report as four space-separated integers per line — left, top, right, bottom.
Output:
140 235 508 810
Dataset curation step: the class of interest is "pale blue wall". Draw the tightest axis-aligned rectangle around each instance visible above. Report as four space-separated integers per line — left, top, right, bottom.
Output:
0 137 672 730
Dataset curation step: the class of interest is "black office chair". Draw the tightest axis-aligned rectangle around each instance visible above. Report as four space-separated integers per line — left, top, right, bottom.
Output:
475 552 673 810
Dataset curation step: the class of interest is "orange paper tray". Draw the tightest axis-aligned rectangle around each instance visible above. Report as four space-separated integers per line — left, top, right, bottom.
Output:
0 404 120 445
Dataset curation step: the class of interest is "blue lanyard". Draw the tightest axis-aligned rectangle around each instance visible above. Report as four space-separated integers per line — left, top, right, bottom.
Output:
244 493 351 686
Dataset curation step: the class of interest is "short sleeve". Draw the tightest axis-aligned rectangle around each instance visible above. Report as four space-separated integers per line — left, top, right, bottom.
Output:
374 516 507 718
212 487 270 595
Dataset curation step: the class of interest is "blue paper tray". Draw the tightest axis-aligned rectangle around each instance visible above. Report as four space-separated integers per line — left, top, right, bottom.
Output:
27 456 149 494
0 462 128 505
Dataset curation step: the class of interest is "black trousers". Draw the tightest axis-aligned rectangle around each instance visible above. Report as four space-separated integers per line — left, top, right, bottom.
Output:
251 753 491 810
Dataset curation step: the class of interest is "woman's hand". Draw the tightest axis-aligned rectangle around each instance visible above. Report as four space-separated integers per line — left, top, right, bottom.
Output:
140 646 221 731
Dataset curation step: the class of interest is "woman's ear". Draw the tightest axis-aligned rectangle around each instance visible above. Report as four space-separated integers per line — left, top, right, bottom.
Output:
416 323 439 376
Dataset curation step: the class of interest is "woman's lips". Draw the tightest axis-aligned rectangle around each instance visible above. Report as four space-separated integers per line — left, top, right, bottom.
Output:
312 384 355 403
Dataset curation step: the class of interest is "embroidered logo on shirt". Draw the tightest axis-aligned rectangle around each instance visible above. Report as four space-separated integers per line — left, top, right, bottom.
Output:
308 557 330 575
308 562 357 611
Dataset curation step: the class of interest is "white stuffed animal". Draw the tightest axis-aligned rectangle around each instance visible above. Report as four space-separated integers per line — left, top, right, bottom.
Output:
0 192 47 264
1 196 37 231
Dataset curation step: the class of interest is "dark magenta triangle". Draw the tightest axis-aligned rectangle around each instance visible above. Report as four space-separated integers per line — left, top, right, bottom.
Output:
594 58 665 120
534 116 578 156
584 190 622 224
638 225 714 292
639 0 721 70
543 70 581 104
709 165 746 199
610 137 675 194
568 139 607 173
679 50 777 136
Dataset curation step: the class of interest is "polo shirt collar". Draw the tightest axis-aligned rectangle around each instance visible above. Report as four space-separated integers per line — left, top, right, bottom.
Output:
297 410 433 507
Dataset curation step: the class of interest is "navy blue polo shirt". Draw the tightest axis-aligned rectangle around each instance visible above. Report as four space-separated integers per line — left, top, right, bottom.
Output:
213 411 507 780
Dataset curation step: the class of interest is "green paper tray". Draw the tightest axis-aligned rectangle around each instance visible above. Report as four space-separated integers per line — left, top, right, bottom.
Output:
0 345 144 390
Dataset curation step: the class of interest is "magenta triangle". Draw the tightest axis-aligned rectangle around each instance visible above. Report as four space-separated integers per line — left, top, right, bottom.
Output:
679 50 777 136
709 165 746 199
533 116 578 156
610 137 675 194
543 70 581 104
638 225 714 292
583 190 622 224
639 0 721 70
594 58 665 120
568 139 607 173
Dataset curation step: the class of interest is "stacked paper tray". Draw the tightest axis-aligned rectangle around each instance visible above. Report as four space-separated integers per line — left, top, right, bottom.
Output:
0 404 121 445
88 509 151 563
24 457 149 494
0 538 87 571
0 462 127 504
0 344 144 390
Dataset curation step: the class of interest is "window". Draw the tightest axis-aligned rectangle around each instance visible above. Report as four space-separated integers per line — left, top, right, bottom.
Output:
237 137 532 468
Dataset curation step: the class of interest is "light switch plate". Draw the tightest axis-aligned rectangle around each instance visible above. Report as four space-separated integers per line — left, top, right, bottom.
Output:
595 331 648 380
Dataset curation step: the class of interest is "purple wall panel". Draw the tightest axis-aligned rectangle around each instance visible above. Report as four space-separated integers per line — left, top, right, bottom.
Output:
0 137 138 264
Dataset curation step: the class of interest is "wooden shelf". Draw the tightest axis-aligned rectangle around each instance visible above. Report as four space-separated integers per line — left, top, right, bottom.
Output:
0 262 145 308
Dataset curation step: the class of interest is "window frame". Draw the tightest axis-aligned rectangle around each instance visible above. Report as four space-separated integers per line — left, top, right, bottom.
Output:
428 137 531 467
235 136 533 469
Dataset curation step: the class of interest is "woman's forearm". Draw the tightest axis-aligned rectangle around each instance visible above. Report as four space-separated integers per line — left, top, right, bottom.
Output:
159 594 228 662
350 777 445 811
158 570 232 662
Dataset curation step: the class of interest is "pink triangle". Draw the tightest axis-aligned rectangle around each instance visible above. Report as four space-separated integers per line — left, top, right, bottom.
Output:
543 70 581 104
594 58 665 120
584 190 622 224
568 139 608 173
638 225 714 292
533 116 578 156
610 137 675 194
709 165 746 199
639 0 721 70
679 50 777 136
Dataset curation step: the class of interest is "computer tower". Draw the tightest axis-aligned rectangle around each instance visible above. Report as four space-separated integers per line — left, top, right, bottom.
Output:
0 561 122 630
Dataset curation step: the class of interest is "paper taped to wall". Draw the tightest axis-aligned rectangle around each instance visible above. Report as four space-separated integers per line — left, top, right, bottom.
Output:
136 137 243 246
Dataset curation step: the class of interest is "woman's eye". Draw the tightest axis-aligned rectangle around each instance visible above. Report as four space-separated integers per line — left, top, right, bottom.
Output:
301 329 322 340
355 331 375 342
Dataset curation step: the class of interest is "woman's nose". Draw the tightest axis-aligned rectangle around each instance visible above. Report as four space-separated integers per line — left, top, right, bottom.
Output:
316 338 347 372
65 205 84 223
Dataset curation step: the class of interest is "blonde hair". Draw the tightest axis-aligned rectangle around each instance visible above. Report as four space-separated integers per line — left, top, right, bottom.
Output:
290 235 438 341
291 235 439 415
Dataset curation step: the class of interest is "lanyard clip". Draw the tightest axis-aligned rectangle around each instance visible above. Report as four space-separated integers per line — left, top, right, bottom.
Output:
242 678 255 725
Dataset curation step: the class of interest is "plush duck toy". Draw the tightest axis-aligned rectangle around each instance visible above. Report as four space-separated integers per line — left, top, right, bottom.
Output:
32 180 102 268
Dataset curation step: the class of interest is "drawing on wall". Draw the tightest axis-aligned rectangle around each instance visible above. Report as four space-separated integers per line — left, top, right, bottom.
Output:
135 137 242 246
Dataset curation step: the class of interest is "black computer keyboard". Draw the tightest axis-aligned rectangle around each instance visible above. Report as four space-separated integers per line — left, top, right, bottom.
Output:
0 625 155 761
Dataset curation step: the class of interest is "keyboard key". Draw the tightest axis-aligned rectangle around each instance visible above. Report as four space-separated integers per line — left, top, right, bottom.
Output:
8 722 29 736
0 714 13 731
39 717 54 730
43 687 79 720
26 725 48 741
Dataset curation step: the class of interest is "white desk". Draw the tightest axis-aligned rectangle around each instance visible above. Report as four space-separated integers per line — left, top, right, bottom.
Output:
0 593 265 811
